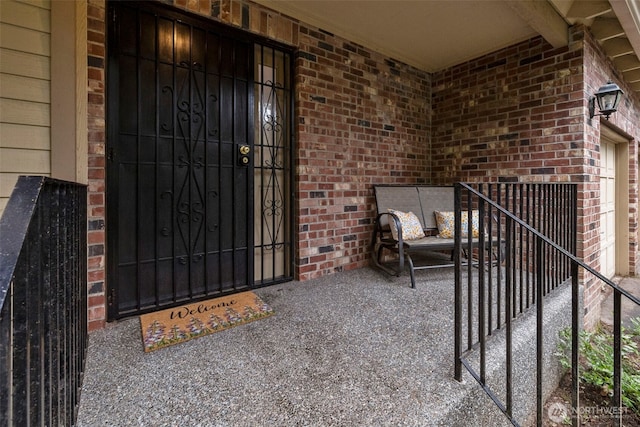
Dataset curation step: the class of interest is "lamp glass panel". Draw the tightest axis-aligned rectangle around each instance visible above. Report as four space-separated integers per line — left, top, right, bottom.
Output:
598 92 618 112
593 81 623 118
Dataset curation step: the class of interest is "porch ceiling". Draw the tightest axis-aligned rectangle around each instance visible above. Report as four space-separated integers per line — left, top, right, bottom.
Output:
253 0 640 96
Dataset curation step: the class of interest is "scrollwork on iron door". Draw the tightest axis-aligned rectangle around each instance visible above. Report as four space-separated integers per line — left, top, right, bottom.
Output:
170 59 209 265
260 77 286 252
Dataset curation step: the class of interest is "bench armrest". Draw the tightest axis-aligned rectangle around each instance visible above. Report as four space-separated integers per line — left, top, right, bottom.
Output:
375 211 405 244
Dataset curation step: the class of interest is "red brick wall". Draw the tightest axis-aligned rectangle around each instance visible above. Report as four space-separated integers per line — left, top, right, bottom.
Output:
294 28 431 279
431 26 640 329
431 32 585 184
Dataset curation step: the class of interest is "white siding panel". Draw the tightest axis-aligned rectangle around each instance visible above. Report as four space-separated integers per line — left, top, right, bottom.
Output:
0 23 50 56
0 98 50 127
0 74 50 103
0 172 22 197
0 0 51 219
0 147 50 173
0 1 50 32
0 123 50 149
0 48 50 79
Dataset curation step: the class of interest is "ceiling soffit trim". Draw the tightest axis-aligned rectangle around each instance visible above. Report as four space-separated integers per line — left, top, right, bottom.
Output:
253 0 639 95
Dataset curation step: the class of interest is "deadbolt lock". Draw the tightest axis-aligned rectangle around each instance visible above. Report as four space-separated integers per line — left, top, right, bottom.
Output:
238 145 251 166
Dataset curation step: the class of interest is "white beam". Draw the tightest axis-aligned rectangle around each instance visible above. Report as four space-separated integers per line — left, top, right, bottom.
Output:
609 0 640 59
567 1 611 19
591 18 626 41
505 0 568 48
614 53 640 71
623 68 640 82
602 38 634 57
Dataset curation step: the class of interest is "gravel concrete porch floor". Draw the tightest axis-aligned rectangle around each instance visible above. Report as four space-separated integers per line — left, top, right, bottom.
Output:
76 266 505 427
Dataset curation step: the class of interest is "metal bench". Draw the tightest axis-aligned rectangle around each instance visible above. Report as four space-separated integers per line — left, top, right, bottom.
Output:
370 185 498 288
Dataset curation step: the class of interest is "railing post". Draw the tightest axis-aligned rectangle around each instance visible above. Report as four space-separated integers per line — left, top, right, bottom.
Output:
536 236 544 426
505 216 513 417
454 183 462 382
613 290 622 426
571 261 580 427
467 189 473 350
478 187 486 384
0 302 9 425
497 184 502 329
487 183 493 334
518 184 524 315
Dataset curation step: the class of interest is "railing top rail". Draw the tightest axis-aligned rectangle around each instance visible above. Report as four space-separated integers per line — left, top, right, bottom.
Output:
457 182 640 307
0 176 47 311
0 176 87 313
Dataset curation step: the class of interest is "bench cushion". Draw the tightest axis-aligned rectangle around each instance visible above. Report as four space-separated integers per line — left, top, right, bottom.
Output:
434 210 480 238
388 209 425 240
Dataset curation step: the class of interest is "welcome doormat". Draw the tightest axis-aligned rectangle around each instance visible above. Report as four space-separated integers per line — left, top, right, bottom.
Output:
139 291 274 352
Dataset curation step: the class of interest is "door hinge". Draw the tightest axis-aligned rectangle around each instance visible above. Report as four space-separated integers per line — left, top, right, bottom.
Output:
112 9 117 23
107 288 116 307
107 148 115 162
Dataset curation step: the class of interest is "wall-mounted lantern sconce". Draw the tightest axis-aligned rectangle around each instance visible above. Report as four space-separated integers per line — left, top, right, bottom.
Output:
588 81 624 120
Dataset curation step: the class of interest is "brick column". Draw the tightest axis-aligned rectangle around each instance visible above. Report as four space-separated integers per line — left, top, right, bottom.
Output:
87 0 106 331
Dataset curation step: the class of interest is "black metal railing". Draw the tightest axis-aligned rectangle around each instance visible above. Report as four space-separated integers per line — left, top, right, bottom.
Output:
454 182 640 426
0 176 88 426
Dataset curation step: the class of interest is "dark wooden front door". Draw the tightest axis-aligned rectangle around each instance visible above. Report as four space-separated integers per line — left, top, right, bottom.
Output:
107 2 254 319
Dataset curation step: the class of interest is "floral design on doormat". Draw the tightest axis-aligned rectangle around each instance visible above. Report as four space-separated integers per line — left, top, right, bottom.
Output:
208 313 227 330
140 292 275 352
188 317 207 336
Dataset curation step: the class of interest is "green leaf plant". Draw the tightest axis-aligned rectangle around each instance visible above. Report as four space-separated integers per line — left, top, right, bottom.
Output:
555 318 640 414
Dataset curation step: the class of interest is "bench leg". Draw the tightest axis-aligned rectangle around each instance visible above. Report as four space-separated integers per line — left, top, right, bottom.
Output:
397 247 405 277
407 253 416 289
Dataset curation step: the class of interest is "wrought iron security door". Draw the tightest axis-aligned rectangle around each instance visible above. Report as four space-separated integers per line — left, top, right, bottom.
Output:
106 3 292 319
